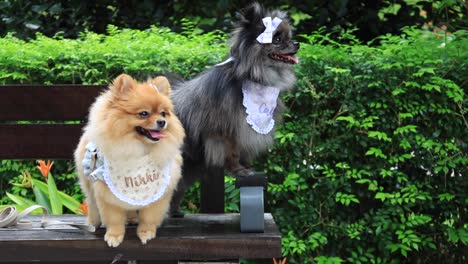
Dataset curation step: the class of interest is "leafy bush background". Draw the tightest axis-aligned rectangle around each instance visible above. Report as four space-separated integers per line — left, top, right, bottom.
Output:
0 26 466 263
265 29 467 263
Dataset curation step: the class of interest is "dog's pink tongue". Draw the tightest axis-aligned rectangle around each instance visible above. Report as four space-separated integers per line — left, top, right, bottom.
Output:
287 55 299 64
149 130 166 139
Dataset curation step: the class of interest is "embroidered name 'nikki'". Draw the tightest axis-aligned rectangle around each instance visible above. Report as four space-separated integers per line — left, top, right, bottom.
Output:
124 173 160 188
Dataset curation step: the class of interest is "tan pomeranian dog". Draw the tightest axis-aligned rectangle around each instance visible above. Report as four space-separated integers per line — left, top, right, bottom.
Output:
74 74 185 247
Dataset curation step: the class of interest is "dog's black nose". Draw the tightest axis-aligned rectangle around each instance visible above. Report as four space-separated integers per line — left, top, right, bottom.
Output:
157 119 166 128
294 42 300 49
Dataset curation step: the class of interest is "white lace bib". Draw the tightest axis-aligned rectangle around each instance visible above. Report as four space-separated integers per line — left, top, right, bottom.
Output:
83 143 171 207
242 81 280 134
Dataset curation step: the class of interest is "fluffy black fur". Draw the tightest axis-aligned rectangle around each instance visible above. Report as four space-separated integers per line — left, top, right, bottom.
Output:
170 2 299 216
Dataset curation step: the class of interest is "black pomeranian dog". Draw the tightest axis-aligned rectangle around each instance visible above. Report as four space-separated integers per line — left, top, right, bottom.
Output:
170 2 299 216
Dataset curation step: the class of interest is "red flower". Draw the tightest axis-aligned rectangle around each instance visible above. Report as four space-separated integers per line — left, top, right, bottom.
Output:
37 160 54 180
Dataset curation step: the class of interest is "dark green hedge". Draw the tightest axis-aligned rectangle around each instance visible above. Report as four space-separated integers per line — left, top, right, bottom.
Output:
2 0 466 42
1 27 466 263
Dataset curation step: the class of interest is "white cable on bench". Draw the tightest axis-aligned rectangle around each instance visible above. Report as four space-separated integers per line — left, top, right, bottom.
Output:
0 205 95 232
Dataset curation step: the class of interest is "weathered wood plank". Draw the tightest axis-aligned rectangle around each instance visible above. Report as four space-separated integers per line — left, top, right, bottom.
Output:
0 214 281 262
0 85 105 121
0 124 84 159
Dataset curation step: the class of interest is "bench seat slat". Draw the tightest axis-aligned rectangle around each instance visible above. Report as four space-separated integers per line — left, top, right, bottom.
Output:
0 124 84 159
0 214 281 262
0 85 104 121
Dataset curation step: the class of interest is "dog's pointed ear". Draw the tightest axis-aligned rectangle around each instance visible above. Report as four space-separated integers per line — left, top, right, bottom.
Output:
148 76 171 96
111 74 135 95
239 2 265 23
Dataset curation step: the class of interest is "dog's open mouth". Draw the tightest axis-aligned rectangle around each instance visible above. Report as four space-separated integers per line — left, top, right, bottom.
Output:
269 53 299 64
135 126 166 141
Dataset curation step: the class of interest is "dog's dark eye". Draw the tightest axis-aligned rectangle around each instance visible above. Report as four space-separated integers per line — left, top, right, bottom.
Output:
274 35 281 43
139 111 149 118
160 111 166 117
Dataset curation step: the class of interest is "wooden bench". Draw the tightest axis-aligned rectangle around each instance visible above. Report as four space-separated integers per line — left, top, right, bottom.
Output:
0 84 282 263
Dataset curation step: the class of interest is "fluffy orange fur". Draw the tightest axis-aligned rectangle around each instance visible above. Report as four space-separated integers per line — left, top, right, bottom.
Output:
74 74 185 247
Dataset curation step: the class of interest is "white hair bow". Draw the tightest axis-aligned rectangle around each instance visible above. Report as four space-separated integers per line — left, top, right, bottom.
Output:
256 17 283 44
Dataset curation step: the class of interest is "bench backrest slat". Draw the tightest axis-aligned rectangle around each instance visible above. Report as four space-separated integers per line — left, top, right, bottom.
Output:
0 85 105 121
0 124 84 159
0 85 104 159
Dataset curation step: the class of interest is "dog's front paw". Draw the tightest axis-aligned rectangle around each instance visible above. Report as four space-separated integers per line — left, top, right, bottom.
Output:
137 224 157 245
104 232 124 247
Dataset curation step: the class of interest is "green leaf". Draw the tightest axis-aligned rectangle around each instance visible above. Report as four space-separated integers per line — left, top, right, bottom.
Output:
457 228 468 245
32 178 79 212
6 192 36 206
413 67 436 77
32 179 49 194
58 191 81 213
365 147 387 159
392 87 406 96
368 131 391 142
438 193 455 201
375 192 388 201
448 228 459 243
394 125 418 135
32 185 51 212
47 174 63 214
336 116 359 127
